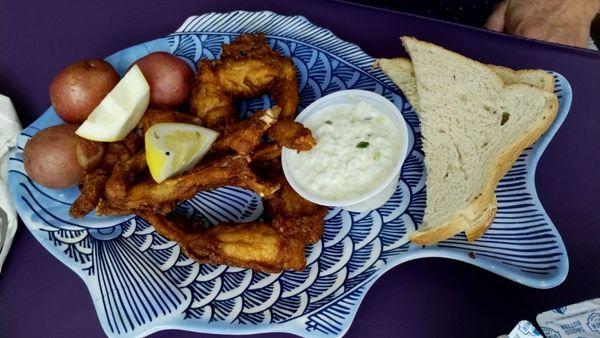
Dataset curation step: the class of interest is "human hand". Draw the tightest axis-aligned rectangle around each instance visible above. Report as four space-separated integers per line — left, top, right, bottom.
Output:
485 0 600 48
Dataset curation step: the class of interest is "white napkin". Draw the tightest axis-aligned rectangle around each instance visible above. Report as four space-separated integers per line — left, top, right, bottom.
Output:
0 95 22 273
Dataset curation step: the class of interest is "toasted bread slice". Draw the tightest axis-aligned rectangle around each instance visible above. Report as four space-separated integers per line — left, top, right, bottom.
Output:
376 37 558 245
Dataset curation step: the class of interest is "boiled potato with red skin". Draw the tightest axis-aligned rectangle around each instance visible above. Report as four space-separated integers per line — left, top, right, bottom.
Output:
24 124 104 189
50 60 119 123
135 52 192 107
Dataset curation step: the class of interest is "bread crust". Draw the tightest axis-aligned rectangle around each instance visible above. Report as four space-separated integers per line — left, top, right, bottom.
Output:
488 65 555 93
465 197 497 241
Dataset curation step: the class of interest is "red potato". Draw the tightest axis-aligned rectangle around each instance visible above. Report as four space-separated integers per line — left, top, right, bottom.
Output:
135 52 193 107
50 60 119 123
24 124 104 189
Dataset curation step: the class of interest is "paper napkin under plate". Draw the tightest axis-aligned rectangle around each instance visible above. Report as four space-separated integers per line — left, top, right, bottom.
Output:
0 94 22 273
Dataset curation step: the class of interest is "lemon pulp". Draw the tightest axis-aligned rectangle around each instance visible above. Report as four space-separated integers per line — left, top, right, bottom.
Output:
145 123 219 183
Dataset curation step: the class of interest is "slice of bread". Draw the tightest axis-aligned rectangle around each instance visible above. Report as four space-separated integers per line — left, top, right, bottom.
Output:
375 37 558 245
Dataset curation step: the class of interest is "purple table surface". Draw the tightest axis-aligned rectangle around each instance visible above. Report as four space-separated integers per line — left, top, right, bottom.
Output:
1 1 599 337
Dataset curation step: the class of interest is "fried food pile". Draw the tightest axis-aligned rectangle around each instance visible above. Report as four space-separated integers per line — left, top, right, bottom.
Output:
68 33 327 272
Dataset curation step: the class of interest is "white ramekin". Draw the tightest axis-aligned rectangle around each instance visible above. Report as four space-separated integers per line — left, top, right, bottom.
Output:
281 89 409 212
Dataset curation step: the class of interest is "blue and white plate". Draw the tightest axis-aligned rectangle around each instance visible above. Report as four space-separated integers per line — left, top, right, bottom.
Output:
8 11 571 338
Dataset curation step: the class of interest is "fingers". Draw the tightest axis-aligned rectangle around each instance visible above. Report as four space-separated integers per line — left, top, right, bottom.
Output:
485 0 509 32
495 0 594 48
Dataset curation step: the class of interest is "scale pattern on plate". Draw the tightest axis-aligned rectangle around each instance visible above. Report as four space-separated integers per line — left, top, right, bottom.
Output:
7 11 570 338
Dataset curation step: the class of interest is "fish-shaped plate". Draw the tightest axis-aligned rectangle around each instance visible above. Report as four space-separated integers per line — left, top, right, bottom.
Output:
8 11 571 338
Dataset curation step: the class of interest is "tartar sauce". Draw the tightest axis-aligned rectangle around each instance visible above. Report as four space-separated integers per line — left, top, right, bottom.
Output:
286 101 403 201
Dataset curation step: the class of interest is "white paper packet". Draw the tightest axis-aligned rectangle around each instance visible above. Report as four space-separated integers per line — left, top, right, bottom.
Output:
536 298 600 338
0 94 22 273
500 299 600 338
508 320 543 338
537 298 600 338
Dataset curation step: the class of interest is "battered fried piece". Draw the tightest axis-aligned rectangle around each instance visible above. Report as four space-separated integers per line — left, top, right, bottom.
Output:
189 62 236 129
70 169 109 218
265 176 328 244
104 152 149 207
212 106 280 155
220 34 299 121
139 107 203 135
250 149 327 245
266 119 316 151
136 169 325 272
250 142 281 163
101 131 144 168
220 33 279 59
95 198 132 217
105 154 280 214
190 34 299 129
141 213 306 272
69 131 143 218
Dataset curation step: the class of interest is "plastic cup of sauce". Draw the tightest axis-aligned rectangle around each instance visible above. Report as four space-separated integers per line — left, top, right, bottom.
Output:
282 89 409 212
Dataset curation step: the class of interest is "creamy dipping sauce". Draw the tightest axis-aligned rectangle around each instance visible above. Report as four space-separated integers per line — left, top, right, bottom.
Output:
286 101 403 201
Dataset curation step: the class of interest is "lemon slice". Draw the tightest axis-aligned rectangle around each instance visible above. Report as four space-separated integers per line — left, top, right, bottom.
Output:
145 123 219 183
76 65 150 142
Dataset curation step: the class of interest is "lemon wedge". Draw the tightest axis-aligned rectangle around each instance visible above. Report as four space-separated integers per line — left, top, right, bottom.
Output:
76 65 150 142
145 123 219 183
